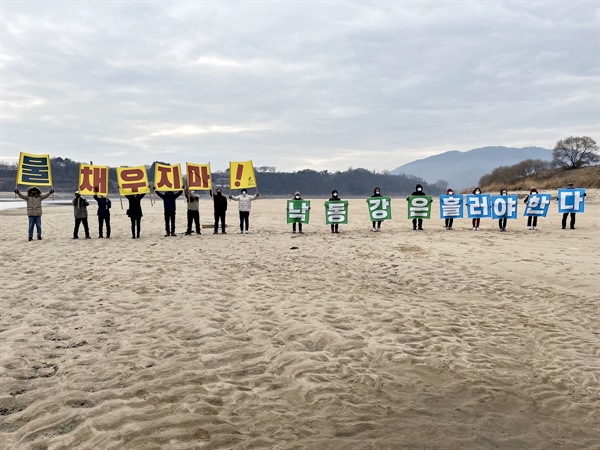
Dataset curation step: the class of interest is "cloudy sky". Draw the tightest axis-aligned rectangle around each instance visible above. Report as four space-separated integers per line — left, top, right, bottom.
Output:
1 1 598 172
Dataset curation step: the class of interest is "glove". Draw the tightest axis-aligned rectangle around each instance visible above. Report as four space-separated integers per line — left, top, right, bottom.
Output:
49 189 55 194
14 189 19 194
256 193 260 197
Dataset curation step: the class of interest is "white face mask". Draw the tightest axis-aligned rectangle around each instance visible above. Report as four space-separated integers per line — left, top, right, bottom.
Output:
295 196 300 199
333 193 338 197
475 190 481 195
448 191 453 195
375 191 380 195
417 188 422 192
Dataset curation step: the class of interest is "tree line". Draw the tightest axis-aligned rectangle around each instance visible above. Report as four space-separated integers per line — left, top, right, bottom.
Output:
1 158 443 196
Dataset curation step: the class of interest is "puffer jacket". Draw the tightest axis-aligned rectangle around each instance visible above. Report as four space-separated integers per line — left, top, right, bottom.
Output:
73 196 89 219
231 194 257 212
16 187 52 216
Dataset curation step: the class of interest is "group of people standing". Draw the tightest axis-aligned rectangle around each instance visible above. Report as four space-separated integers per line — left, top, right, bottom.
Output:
13 182 585 240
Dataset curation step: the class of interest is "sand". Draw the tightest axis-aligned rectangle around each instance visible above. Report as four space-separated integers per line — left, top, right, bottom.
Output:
0 192 598 449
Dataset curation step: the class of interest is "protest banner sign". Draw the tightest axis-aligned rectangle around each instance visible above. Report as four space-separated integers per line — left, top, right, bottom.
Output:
287 200 311 224
186 163 212 190
439 194 464 219
466 194 492 218
117 166 150 196
492 195 518 219
557 188 586 213
367 196 392 221
17 152 52 186
154 163 183 191
407 196 432 219
524 194 551 217
79 164 109 196
229 161 257 190
325 200 348 224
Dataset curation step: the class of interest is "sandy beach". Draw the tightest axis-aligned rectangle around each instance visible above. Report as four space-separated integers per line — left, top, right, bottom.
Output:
0 192 598 449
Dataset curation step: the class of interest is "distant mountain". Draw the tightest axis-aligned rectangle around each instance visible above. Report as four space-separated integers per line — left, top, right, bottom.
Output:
390 146 553 190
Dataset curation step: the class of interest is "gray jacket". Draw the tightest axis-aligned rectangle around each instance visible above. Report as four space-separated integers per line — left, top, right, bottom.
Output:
16 188 52 217
231 194 257 212
73 197 89 219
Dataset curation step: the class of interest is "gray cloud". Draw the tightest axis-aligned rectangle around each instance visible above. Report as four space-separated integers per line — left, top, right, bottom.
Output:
1 1 597 172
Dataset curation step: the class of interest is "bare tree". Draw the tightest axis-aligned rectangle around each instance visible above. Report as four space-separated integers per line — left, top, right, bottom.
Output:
552 136 599 170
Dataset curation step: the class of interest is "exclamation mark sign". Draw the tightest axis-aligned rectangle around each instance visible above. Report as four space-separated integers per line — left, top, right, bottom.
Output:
234 164 244 187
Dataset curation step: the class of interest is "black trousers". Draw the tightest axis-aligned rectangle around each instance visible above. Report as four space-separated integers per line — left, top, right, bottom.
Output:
164 211 176 234
74 218 90 237
330 224 339 232
239 211 250 231
130 217 141 237
562 213 576 229
293 222 303 232
214 211 226 232
98 215 111 237
372 221 382 228
472 218 481 228
412 218 423 229
527 216 538 227
187 210 200 233
498 218 507 230
445 218 454 228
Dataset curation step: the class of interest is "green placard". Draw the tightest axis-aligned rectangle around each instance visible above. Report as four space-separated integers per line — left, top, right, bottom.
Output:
408 196 432 219
367 196 392 221
325 200 348 225
287 200 311 224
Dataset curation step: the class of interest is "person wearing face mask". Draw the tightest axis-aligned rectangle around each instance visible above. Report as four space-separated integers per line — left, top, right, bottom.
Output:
72 191 91 239
407 184 426 230
156 189 183 237
230 189 259 234
184 189 201 235
210 188 228 234
291 192 306 234
329 190 341 233
524 187 538 230
14 186 54 241
93 188 111 238
125 193 145 239
371 187 382 231
498 188 508 232
561 182 587 230
444 188 455 230
471 188 482 230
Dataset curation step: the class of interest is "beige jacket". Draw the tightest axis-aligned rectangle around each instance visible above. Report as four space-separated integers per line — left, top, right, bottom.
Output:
17 187 52 216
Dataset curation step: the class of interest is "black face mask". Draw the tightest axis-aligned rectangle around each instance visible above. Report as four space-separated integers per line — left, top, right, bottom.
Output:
216 192 222 196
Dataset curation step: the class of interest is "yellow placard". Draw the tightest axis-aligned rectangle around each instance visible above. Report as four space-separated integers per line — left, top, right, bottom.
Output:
154 163 183 191
79 164 109 196
117 166 150 196
186 163 212 190
229 160 257 189
17 152 53 186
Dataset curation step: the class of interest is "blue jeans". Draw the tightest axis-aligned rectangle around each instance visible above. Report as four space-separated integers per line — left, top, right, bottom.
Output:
28 216 42 238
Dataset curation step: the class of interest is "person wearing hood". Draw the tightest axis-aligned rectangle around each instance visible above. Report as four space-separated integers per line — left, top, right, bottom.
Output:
14 186 54 241
125 193 145 239
524 187 538 230
72 192 91 239
291 192 307 234
561 182 586 230
444 188 455 230
156 189 183 237
329 190 341 233
471 187 483 230
210 188 228 234
93 188 111 238
230 188 259 234
371 187 382 232
184 189 201 235
498 188 508 232
407 184 426 230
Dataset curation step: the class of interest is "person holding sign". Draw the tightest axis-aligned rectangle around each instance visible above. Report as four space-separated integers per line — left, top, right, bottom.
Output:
329 190 342 233
443 188 457 230
125 194 145 239
471 188 483 230
14 186 54 241
72 192 91 239
560 182 586 230
289 192 310 233
184 189 201 235
370 187 382 231
156 190 183 237
93 188 111 238
524 187 540 230
230 189 259 234
210 188 228 234
407 184 429 230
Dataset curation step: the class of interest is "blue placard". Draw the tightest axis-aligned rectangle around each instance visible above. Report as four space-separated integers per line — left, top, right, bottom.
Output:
492 195 518 219
439 195 464 219
558 189 585 213
466 194 491 218
524 194 551 217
